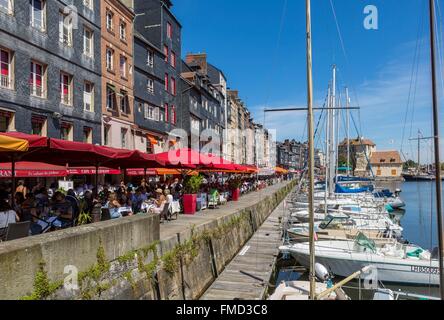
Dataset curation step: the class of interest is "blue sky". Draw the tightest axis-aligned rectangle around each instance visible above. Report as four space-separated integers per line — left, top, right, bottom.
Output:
172 0 444 163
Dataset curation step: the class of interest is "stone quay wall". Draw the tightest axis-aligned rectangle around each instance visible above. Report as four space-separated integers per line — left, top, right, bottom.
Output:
0 180 296 300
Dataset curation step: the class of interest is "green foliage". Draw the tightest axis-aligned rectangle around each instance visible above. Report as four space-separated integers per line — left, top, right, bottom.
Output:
228 176 243 189
403 159 418 171
77 211 92 226
183 174 204 194
21 261 63 300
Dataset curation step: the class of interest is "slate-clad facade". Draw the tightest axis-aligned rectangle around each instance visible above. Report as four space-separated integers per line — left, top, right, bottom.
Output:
0 0 102 144
122 0 181 153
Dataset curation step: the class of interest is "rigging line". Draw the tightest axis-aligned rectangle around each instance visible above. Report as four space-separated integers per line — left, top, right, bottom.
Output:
401 2 427 155
328 0 348 61
328 0 363 133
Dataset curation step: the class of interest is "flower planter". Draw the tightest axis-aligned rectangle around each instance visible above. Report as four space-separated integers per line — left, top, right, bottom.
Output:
183 194 197 215
231 188 241 201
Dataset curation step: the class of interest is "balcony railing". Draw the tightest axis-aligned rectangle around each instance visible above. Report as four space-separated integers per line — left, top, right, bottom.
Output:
0 75 11 89
30 84 45 98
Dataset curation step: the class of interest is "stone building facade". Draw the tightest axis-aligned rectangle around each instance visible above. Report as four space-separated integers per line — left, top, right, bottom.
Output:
122 0 181 153
180 54 226 154
101 0 135 149
0 0 102 143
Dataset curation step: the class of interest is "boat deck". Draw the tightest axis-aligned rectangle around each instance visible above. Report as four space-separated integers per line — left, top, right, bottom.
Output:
200 196 287 300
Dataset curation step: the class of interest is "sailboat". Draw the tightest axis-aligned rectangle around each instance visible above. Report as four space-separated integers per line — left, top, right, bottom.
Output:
280 236 440 286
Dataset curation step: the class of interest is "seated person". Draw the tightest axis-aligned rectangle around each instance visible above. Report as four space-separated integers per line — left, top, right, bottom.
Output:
50 192 73 228
0 198 20 237
107 193 122 219
149 189 167 217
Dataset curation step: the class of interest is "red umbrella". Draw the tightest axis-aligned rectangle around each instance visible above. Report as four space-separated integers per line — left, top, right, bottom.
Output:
100 147 160 169
154 148 201 169
0 132 47 149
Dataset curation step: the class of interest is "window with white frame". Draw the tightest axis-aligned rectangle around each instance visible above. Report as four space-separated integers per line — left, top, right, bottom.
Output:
60 72 72 105
0 49 12 89
30 0 46 31
120 90 129 114
171 77 176 96
154 107 160 121
167 22 172 39
59 11 73 46
147 50 154 67
0 0 13 15
83 27 94 58
106 48 114 71
106 10 113 31
147 78 154 94
144 104 154 120
30 61 45 98
171 105 176 125
120 55 127 78
171 51 176 68
106 84 117 110
121 128 127 149
83 81 94 111
83 0 93 11
119 21 127 41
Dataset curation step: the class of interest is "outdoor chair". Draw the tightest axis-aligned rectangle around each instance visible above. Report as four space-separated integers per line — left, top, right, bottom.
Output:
4 221 31 241
219 194 228 205
160 203 170 222
0 227 7 241
168 203 178 221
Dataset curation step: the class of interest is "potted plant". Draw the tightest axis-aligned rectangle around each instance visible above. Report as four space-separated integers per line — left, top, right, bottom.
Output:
182 175 204 215
228 176 242 201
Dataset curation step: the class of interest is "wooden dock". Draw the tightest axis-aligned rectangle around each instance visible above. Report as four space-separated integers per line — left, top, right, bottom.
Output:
200 196 288 300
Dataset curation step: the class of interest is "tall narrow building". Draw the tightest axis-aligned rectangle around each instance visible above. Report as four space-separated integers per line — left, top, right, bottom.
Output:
0 0 102 143
122 0 181 153
101 0 135 149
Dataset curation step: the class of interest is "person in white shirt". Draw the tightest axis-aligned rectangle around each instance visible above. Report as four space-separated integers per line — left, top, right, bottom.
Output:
0 198 20 231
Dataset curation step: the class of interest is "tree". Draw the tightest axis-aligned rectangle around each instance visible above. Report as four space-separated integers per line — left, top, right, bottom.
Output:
441 162 444 171
403 160 417 171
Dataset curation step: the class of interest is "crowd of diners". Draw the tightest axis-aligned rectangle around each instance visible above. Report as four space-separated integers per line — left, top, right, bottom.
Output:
0 174 291 241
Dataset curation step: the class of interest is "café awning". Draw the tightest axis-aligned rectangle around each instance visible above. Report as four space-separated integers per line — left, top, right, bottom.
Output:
0 135 29 152
0 162 67 178
68 167 122 175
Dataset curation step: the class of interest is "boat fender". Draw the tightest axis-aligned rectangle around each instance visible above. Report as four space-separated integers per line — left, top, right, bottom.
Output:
315 263 330 282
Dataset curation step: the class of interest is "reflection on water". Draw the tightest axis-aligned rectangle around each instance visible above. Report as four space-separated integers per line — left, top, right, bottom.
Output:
274 181 443 300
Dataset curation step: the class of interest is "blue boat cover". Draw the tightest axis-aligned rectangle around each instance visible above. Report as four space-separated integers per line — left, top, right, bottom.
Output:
335 183 374 194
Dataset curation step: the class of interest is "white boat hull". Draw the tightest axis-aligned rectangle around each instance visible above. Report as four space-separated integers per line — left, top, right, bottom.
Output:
282 242 440 286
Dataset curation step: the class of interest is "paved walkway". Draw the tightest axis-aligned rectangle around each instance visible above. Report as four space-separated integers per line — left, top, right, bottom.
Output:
200 193 288 300
160 182 290 240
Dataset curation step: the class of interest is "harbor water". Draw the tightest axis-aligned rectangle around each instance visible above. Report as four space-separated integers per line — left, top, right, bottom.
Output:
273 181 444 300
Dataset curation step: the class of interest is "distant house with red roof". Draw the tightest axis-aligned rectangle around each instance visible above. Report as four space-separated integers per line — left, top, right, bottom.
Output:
370 151 403 178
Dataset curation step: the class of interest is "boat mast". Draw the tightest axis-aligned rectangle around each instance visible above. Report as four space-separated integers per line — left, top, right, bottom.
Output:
346 87 350 176
305 0 316 300
418 130 421 175
428 0 444 299
328 65 337 198
324 85 331 216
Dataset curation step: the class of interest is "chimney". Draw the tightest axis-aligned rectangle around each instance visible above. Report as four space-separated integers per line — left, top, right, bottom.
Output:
228 90 239 99
186 53 208 75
